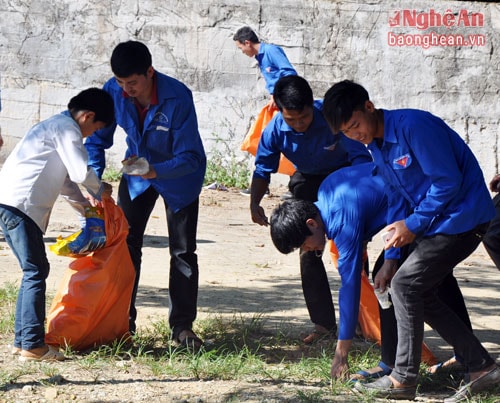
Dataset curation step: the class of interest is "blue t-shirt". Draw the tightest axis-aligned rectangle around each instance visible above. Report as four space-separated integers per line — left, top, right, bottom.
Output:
315 163 387 340
367 109 494 237
85 72 206 213
256 42 297 95
253 100 372 182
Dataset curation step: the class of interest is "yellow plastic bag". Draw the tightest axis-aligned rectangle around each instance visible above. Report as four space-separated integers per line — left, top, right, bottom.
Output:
50 206 106 258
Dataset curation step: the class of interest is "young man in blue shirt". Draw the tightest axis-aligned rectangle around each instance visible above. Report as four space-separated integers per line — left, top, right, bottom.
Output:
270 163 472 382
249 75 372 344
234 26 298 192
85 41 206 350
233 26 297 108
323 80 499 402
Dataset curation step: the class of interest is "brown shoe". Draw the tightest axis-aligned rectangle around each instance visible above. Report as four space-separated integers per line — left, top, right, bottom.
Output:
19 345 65 362
302 326 336 345
173 329 204 353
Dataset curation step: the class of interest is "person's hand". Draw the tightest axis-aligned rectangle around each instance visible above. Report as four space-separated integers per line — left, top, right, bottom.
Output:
87 182 113 207
141 165 157 179
384 220 415 249
331 340 352 380
101 182 113 199
489 174 500 192
250 202 269 226
373 259 398 291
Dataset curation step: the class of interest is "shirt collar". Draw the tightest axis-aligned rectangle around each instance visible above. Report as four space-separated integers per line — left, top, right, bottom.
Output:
381 109 397 144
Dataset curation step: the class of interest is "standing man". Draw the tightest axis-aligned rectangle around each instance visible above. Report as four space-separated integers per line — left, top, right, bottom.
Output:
85 41 206 350
323 80 499 402
234 26 297 186
0 88 114 361
233 26 296 108
250 75 371 343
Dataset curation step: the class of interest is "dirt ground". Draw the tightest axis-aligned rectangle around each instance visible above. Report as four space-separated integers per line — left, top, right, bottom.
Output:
1 184 500 402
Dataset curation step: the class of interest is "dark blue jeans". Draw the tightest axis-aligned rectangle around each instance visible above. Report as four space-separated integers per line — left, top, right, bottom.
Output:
0 204 49 350
118 181 199 338
390 223 494 385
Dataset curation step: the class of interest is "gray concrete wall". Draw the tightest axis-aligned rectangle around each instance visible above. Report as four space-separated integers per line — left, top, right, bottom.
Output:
0 0 499 182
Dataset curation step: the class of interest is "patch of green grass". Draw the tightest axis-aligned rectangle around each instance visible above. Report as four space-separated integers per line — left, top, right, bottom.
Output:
205 149 250 189
1 284 500 401
102 165 122 182
204 126 251 189
0 282 17 333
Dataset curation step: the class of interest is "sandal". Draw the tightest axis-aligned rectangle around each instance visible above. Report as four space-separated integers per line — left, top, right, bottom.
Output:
173 329 203 352
427 355 464 374
350 361 393 383
19 345 65 362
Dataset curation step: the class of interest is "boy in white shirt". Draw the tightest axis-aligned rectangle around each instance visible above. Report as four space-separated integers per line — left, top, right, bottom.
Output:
0 88 114 361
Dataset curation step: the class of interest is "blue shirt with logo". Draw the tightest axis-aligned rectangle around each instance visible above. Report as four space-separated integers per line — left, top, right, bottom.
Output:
253 100 372 182
316 163 388 341
85 72 206 213
367 108 494 237
256 42 297 95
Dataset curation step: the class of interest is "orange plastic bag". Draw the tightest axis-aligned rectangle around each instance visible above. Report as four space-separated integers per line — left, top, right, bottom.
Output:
241 102 296 176
45 197 135 351
328 241 437 365
328 241 381 341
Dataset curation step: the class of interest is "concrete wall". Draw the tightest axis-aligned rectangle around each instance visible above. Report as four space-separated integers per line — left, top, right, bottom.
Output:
0 0 499 182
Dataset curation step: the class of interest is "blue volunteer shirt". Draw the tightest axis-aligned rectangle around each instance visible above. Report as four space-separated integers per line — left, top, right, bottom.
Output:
256 42 297 95
316 163 388 341
85 72 206 213
367 109 494 237
253 100 372 182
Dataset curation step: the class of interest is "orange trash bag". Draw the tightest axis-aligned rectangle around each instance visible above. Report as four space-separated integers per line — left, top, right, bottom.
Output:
240 102 296 176
45 197 135 351
328 241 437 365
328 241 381 343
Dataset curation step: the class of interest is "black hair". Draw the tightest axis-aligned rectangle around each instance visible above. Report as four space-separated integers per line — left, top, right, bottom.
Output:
273 75 314 112
323 80 370 133
270 198 319 254
110 40 152 77
233 26 259 44
67 88 115 127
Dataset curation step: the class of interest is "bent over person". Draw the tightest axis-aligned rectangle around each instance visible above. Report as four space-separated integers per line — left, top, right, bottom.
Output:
323 80 499 402
0 88 114 361
270 163 473 382
85 41 206 350
249 75 371 343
